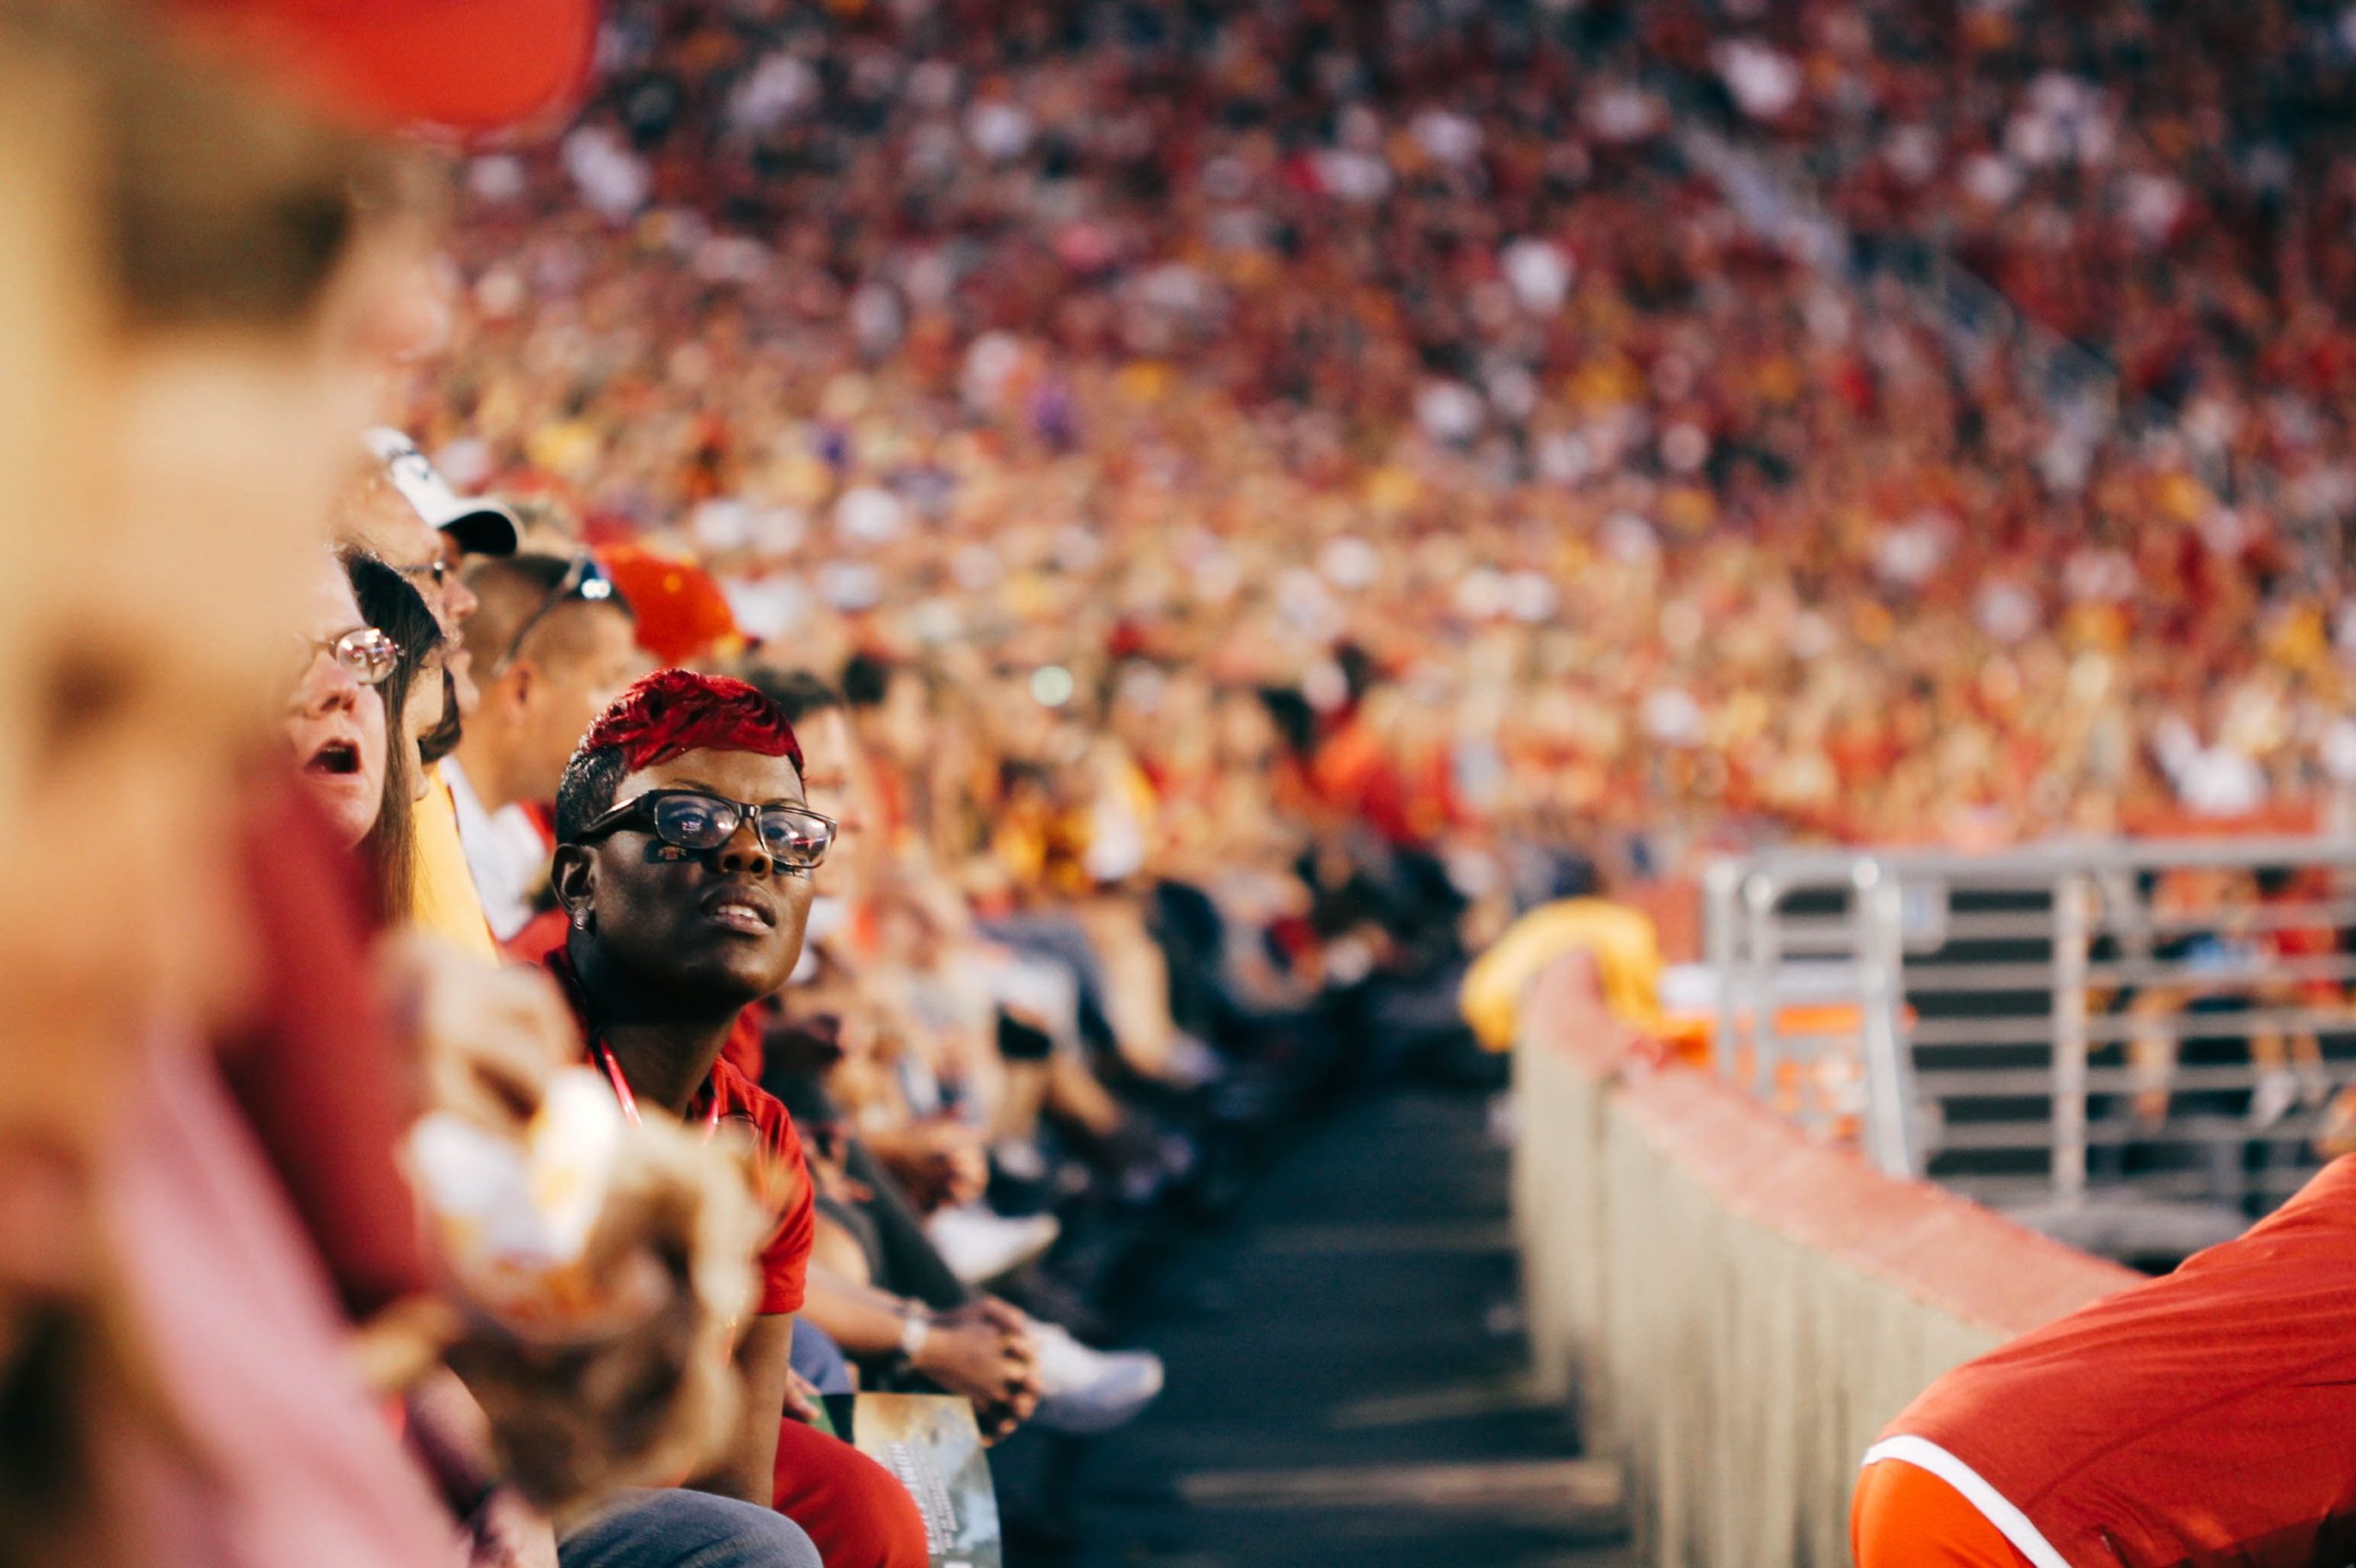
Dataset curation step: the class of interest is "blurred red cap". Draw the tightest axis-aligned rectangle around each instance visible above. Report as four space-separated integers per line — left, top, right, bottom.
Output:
597 544 744 667
167 0 599 136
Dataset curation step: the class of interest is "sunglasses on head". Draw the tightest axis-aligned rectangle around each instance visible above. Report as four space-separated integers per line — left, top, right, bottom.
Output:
491 553 616 679
299 626 400 686
577 788 835 870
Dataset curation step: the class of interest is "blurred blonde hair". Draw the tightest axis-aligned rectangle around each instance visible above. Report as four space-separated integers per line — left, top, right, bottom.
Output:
0 7 396 1563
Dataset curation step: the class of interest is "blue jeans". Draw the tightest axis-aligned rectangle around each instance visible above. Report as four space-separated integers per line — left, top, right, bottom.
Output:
791 1318 855 1397
558 1489 821 1568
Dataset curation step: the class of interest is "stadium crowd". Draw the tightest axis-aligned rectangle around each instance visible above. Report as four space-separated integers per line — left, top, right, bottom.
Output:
398 0 2356 884
16 0 2356 1566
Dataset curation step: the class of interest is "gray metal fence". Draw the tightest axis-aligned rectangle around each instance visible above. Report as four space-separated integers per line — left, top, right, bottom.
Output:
1702 838 2356 1263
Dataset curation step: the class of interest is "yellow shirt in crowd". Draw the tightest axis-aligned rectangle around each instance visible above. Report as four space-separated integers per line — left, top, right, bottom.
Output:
411 767 498 961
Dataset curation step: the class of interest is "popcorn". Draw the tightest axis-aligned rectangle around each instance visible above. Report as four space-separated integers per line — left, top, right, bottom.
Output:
407 1067 658 1343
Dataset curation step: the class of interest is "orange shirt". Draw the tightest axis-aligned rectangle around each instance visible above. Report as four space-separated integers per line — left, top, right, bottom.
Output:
1880 1158 2356 1566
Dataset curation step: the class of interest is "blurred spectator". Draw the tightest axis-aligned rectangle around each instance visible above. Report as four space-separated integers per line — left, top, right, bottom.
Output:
451 550 641 939
337 432 520 957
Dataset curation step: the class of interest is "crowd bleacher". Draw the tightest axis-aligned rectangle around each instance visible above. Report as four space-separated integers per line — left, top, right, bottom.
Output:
387 0 2356 888
14 0 2356 1564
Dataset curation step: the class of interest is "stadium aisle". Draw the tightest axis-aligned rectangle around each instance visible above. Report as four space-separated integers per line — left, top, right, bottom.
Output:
1055 1086 1635 1567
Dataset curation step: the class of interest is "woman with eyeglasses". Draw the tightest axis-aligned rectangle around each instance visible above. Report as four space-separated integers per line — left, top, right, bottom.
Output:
285 548 450 925
285 548 404 853
344 551 450 924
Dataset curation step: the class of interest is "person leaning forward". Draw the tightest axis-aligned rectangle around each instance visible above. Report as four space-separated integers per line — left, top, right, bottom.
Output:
1855 1155 2356 1567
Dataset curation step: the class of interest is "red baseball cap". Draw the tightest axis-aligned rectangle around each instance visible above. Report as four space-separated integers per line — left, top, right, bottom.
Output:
167 0 600 137
595 544 745 668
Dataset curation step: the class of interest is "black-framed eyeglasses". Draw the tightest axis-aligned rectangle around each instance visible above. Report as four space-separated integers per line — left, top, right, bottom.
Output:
491 553 616 679
577 789 835 870
298 626 401 686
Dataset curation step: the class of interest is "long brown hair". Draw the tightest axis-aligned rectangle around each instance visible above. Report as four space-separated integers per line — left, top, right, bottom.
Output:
341 551 445 925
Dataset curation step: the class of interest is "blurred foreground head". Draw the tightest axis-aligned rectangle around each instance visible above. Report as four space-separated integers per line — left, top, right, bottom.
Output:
0 3 583 1557
0 0 410 1187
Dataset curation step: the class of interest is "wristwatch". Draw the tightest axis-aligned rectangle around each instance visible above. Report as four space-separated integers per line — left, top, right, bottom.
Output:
896 1305 931 1365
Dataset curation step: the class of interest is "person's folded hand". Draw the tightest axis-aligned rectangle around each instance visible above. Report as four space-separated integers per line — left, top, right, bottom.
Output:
909 1297 1039 1439
869 1120 988 1212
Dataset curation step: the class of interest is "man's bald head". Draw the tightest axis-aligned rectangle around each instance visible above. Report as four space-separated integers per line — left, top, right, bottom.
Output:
455 553 642 812
462 553 633 674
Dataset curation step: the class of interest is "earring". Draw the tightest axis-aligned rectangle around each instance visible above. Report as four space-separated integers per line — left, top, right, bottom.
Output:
570 905 593 932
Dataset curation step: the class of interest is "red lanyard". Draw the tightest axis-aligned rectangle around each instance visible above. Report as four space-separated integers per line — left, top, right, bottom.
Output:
591 1038 724 1139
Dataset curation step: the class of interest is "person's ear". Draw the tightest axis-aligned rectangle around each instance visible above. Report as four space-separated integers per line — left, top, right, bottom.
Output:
550 842 595 930
480 660 525 724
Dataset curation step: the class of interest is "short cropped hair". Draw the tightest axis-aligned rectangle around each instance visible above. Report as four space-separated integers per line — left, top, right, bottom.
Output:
554 743 631 846
553 670 802 844
838 651 893 709
740 666 843 728
462 551 635 674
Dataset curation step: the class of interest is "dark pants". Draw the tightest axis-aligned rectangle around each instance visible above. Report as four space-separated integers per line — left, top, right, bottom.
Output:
558 1488 821 1568
841 1138 974 1312
791 1318 855 1397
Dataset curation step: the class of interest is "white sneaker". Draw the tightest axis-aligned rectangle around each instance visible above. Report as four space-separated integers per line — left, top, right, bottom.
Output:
2298 1060 2335 1110
1161 1032 1227 1090
1030 1320 1164 1435
989 1138 1049 1183
2252 1068 2300 1128
925 1205 1059 1285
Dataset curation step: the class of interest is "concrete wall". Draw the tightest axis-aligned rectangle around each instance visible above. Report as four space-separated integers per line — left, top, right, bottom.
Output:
1513 954 2136 1567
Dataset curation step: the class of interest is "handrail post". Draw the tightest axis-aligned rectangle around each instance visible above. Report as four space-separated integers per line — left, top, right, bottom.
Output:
1744 871 1782 1101
2051 873 2092 1207
1704 859 1742 1079
1855 860 1917 1178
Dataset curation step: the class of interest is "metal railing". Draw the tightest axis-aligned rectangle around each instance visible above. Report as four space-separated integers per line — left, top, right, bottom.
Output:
1701 838 2356 1262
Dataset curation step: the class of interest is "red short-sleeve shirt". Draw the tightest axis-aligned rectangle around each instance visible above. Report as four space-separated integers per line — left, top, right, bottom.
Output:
541 951 814 1317
687 1049 813 1316
1881 1157 2356 1566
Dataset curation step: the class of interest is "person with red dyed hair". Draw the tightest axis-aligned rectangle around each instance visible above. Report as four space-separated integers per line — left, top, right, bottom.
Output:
548 671 929 1568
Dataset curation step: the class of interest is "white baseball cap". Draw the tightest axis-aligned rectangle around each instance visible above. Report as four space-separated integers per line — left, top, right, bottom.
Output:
363 427 519 556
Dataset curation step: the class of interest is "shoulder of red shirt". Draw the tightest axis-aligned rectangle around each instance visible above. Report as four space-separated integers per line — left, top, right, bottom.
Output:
701 1051 814 1318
